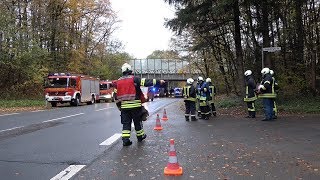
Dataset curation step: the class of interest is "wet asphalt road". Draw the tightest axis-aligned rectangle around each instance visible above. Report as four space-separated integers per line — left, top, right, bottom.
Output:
0 98 178 180
72 100 320 180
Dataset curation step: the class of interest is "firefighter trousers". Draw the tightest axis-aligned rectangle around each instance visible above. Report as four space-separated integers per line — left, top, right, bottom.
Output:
199 100 210 119
184 100 196 117
272 99 277 117
196 98 201 115
246 101 256 117
121 107 145 141
208 100 216 114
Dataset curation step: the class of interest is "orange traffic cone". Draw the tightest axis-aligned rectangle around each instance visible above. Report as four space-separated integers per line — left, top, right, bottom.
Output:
161 108 169 121
164 139 183 176
154 114 163 131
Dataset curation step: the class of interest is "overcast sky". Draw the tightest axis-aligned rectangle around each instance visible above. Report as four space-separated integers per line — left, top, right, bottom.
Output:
110 0 175 59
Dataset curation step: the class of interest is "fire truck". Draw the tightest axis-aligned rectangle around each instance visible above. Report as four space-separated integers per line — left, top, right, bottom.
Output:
44 73 100 107
98 80 115 102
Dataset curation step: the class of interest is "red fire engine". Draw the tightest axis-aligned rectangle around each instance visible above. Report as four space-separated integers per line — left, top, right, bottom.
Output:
44 73 100 107
98 80 115 102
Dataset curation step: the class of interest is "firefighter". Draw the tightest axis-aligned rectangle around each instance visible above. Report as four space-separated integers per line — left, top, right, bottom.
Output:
258 67 276 121
196 76 204 117
243 70 257 118
183 78 197 121
199 78 211 120
269 70 279 119
114 63 165 146
206 78 217 116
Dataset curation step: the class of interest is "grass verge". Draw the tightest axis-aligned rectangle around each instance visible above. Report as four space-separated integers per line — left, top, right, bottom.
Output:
0 99 46 108
277 96 320 114
216 94 320 114
1 95 319 115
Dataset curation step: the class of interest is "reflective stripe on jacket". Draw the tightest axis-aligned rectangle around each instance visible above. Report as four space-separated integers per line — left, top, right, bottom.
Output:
244 75 257 102
244 86 257 102
183 85 196 102
258 74 276 99
121 100 142 109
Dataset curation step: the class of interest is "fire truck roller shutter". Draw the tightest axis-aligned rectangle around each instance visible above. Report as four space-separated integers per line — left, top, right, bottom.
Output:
81 79 91 103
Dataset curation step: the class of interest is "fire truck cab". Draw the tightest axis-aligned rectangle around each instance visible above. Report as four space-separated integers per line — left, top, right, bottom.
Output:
99 81 115 102
44 73 100 107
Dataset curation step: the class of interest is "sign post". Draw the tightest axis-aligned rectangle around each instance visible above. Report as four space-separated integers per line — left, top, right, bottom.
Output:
262 47 281 68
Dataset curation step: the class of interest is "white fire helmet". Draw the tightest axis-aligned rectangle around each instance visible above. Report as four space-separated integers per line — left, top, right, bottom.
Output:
187 78 194 84
244 70 252 76
261 67 270 75
206 78 211 83
270 70 274 76
121 63 132 73
197 76 204 81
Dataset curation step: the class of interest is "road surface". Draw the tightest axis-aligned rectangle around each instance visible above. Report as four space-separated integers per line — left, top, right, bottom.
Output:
0 98 178 180
1 98 320 180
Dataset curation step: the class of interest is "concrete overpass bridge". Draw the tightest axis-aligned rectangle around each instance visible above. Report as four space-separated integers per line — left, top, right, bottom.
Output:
129 59 200 82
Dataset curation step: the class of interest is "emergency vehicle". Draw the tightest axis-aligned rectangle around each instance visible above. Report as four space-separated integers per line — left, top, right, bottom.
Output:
141 86 155 101
99 80 115 102
44 73 100 107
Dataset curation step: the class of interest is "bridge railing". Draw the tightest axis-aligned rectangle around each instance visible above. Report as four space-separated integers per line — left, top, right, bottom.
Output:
130 59 200 81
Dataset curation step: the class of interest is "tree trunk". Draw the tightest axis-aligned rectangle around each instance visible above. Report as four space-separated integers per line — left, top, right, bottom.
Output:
261 0 271 68
295 0 305 65
232 0 245 95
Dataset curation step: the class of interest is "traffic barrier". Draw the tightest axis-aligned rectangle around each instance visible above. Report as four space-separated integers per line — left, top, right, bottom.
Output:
154 114 163 131
164 139 183 176
161 108 169 121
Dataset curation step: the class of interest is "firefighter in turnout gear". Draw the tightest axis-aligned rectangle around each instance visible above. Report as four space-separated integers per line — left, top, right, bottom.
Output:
206 78 217 117
199 78 211 120
243 70 257 118
270 70 279 119
115 63 165 146
258 67 276 121
183 78 197 121
196 76 204 117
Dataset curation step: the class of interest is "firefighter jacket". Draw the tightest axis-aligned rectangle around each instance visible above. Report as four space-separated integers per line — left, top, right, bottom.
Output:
258 74 276 98
207 82 216 100
272 77 279 91
183 84 196 102
244 75 257 102
199 82 210 101
196 82 202 99
114 75 160 109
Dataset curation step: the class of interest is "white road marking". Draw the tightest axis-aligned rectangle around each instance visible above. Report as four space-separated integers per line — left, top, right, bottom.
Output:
95 107 114 111
99 133 122 146
132 122 135 128
31 110 46 112
42 113 84 123
50 165 86 180
0 113 19 117
0 126 23 133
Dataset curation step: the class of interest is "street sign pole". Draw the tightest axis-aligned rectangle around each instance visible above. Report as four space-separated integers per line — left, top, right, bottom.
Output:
262 45 264 68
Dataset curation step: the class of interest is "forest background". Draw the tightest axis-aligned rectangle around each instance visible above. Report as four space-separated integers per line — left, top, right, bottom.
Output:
0 0 319 112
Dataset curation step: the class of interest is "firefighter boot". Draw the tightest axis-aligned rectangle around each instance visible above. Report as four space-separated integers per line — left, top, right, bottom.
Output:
137 134 147 142
123 138 132 146
213 111 217 116
251 111 256 118
191 116 198 121
204 114 209 120
185 116 189 121
212 105 217 116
